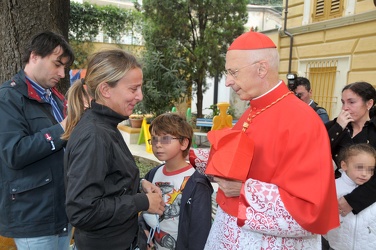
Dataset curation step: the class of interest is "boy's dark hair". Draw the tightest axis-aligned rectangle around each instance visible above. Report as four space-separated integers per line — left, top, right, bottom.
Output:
339 143 376 164
149 113 193 157
22 31 75 67
294 77 311 91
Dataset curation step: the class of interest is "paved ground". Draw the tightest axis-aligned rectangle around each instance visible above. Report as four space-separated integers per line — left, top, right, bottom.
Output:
128 143 161 163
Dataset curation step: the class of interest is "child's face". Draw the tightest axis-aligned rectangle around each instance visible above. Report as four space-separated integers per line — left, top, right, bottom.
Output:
341 152 375 185
149 133 188 162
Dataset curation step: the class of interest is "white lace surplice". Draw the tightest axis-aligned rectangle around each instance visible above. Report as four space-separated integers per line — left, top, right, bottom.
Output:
205 178 320 250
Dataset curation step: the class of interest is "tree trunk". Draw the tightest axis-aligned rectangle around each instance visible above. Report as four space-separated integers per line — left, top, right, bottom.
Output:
0 0 71 94
196 78 204 118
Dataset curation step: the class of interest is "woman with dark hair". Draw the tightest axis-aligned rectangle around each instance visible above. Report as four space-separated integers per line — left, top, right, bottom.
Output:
325 81 376 230
326 81 376 173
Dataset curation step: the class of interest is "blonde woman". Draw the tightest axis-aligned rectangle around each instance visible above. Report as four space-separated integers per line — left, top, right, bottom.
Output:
63 49 164 250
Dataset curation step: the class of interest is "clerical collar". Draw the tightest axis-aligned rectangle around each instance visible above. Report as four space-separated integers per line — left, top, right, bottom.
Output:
250 81 290 110
26 76 51 99
252 80 283 100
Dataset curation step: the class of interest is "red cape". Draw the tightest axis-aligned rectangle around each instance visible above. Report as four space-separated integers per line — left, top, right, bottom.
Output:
214 82 339 234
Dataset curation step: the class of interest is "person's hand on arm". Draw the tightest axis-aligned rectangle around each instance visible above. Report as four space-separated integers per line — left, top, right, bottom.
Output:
214 176 242 197
338 196 352 216
343 175 376 214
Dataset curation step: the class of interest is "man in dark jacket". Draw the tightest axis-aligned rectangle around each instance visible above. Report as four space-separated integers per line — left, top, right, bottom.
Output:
0 31 74 249
292 76 330 123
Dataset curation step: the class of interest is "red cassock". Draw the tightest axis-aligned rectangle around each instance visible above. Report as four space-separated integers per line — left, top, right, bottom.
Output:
207 82 339 235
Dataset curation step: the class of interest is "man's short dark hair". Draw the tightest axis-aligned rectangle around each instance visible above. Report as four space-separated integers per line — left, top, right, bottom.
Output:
22 31 74 67
294 77 311 92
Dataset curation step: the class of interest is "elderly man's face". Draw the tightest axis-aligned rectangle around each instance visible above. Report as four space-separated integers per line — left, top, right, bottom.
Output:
225 50 263 100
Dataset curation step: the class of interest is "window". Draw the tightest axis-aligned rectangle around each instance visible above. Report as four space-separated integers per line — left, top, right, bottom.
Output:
313 0 343 22
307 61 337 118
298 57 351 120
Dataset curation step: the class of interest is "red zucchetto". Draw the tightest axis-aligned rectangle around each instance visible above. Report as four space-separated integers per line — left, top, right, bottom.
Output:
228 31 276 50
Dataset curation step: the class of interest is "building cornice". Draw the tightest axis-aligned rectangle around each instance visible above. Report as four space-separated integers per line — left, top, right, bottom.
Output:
247 4 282 16
281 10 376 36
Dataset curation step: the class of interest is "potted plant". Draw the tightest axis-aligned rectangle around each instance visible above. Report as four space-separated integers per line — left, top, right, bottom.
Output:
129 113 144 128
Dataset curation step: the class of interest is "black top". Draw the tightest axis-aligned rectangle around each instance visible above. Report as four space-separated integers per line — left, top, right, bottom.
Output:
65 101 148 249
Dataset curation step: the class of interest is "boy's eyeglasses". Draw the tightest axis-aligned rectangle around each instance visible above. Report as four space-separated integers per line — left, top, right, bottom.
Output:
148 136 183 146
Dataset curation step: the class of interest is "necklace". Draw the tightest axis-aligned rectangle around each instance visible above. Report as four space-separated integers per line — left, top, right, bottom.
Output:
242 91 293 132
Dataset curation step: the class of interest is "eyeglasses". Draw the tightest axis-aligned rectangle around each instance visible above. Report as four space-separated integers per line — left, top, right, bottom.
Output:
148 136 183 146
224 61 260 79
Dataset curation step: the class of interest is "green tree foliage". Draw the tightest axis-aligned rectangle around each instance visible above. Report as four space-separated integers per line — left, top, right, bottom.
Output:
100 5 143 43
69 2 102 42
137 0 248 118
69 1 142 68
69 1 142 42
135 50 187 116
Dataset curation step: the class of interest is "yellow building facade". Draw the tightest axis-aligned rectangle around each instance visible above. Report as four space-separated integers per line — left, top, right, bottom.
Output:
275 0 376 119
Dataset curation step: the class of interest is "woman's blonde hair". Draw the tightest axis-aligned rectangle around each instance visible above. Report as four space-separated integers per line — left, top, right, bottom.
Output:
61 49 141 140
61 79 90 140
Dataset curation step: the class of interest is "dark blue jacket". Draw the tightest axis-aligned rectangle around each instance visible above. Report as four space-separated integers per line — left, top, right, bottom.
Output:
310 101 329 123
0 70 68 237
143 164 213 250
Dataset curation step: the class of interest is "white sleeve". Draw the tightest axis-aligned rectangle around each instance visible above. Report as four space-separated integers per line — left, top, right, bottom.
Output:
239 178 314 238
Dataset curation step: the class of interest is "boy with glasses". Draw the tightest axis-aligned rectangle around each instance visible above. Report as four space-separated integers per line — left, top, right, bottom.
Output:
140 113 213 249
325 143 376 249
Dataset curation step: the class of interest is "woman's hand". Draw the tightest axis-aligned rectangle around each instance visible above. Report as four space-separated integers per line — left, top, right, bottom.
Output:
338 196 352 216
336 110 354 129
141 179 165 215
146 192 165 215
141 179 162 196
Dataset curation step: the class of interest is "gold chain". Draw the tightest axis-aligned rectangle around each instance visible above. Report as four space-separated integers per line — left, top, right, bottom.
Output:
242 91 293 132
